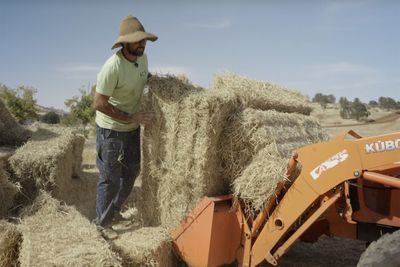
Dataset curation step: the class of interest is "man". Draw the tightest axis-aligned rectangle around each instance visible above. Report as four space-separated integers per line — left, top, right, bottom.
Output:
93 15 157 231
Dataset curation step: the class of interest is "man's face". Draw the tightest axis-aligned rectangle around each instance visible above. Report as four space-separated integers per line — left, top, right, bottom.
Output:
126 39 147 56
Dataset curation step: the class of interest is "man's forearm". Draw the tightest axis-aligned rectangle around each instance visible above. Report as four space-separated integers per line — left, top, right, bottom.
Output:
96 102 132 123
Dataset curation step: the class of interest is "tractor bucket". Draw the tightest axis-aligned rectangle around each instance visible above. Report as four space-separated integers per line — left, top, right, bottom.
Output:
171 195 243 267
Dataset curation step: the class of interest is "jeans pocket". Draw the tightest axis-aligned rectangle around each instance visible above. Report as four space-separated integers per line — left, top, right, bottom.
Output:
100 138 123 180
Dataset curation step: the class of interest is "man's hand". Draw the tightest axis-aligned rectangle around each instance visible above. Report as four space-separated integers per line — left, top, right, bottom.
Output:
129 112 155 126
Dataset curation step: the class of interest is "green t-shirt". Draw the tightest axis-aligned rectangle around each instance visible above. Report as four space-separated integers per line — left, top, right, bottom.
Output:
95 50 148 131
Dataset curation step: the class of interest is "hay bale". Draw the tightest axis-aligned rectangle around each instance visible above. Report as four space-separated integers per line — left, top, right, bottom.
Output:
0 221 21 267
213 73 313 115
233 148 288 214
0 163 19 218
8 124 85 200
139 75 238 229
112 227 178 267
0 98 30 147
137 76 202 226
18 192 122 267
221 108 329 214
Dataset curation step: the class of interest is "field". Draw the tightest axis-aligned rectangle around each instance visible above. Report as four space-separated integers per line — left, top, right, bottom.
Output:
2 90 399 266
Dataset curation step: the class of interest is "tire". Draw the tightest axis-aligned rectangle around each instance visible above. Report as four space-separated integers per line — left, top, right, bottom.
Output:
357 229 400 267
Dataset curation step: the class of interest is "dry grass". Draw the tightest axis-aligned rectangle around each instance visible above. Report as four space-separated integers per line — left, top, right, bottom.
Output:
311 103 394 127
18 192 122 267
0 221 21 267
112 227 178 267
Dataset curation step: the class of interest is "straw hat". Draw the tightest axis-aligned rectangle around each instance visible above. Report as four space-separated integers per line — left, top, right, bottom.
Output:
112 16 158 49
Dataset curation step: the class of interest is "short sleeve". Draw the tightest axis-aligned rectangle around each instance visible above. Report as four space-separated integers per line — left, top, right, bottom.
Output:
96 61 118 96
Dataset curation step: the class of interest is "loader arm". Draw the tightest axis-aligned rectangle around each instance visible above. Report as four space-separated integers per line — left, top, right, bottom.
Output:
250 131 400 266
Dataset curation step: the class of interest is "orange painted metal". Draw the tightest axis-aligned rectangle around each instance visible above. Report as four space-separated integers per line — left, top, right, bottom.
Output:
251 153 298 238
273 189 342 262
171 195 242 267
250 175 320 266
251 181 284 238
363 171 400 188
352 175 400 227
235 203 252 267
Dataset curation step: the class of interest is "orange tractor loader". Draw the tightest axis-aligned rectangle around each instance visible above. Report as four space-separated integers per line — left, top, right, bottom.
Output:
171 130 400 266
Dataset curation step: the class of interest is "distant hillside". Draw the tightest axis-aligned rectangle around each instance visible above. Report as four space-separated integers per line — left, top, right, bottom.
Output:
311 103 400 137
36 104 67 116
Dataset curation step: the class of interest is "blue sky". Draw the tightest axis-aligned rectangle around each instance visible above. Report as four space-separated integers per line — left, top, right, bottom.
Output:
1 0 399 110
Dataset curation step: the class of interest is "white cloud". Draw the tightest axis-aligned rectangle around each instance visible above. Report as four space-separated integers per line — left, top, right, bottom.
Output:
187 18 231 29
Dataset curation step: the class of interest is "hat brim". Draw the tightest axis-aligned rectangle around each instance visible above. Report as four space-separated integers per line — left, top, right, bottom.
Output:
111 31 158 49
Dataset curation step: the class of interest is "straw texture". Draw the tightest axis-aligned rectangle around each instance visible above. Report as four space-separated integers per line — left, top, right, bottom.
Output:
137 73 326 228
0 221 21 267
221 108 329 213
112 227 178 267
8 123 85 200
18 192 122 267
213 72 313 115
139 75 238 229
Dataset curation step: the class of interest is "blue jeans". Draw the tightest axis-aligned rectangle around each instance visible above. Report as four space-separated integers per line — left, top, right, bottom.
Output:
95 125 141 227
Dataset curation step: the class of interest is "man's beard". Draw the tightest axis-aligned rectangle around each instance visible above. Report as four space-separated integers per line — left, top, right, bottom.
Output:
127 46 144 56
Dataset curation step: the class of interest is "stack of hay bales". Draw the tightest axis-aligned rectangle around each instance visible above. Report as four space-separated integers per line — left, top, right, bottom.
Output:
113 227 178 267
0 163 19 218
138 76 203 226
8 124 85 200
18 192 122 267
214 73 329 214
219 108 329 213
127 73 328 266
0 98 30 147
0 221 21 267
139 75 238 229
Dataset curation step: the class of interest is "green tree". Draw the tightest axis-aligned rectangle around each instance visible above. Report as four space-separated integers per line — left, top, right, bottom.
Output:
40 111 60 124
368 100 379 107
63 85 96 136
312 93 336 109
339 97 370 121
378 97 398 110
0 84 38 123
339 97 351 119
351 98 370 121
